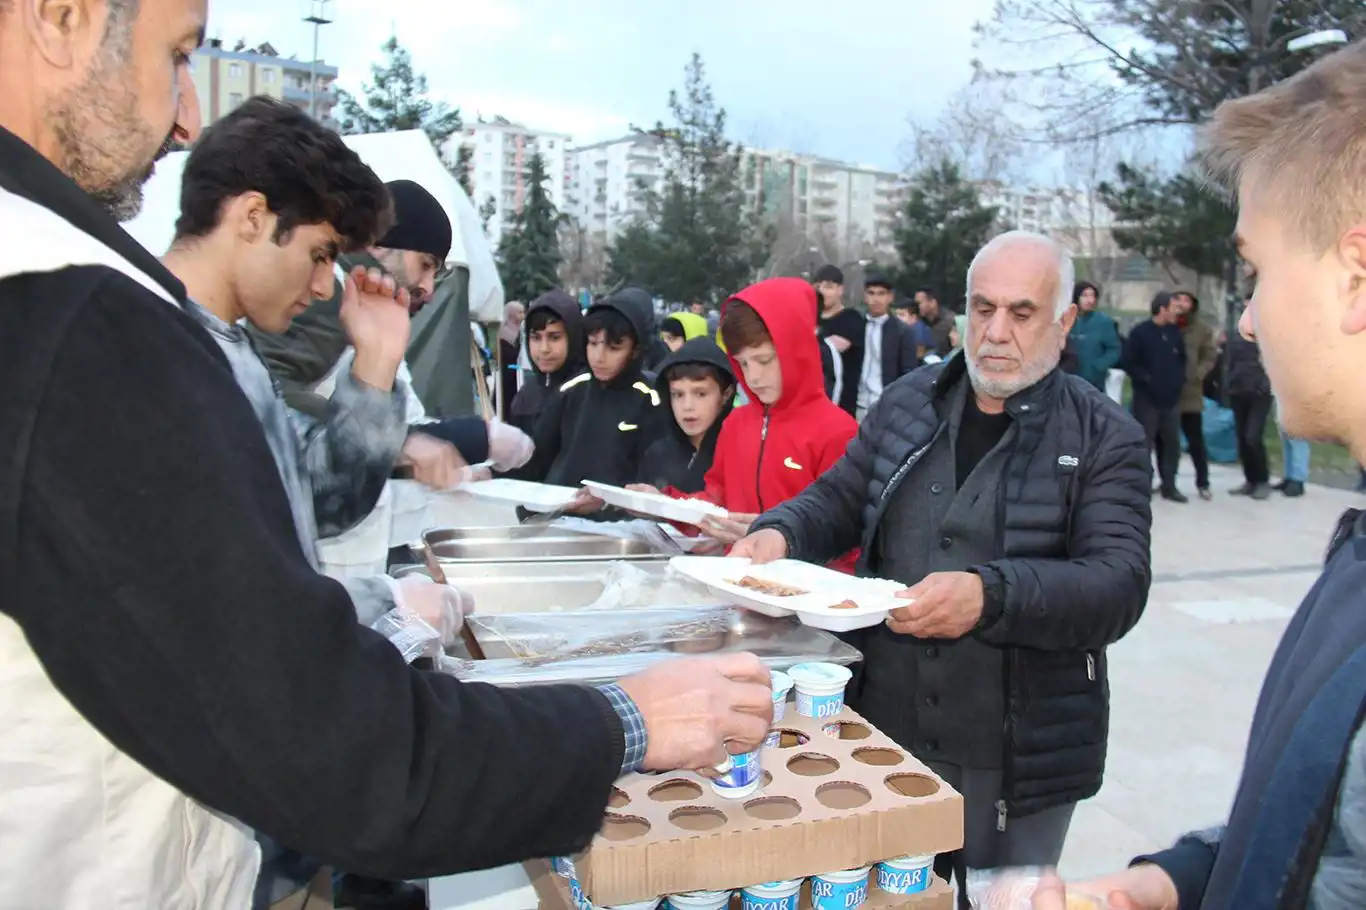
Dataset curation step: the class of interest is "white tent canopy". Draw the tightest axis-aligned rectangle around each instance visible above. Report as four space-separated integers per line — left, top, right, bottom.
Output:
121 129 504 321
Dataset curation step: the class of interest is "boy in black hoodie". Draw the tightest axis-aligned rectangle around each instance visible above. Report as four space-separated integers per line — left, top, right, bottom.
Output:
637 338 736 494
508 289 584 433
516 288 667 500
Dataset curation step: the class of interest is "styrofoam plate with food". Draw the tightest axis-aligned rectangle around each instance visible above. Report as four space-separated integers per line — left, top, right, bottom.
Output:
668 556 906 629
458 478 581 512
582 480 729 526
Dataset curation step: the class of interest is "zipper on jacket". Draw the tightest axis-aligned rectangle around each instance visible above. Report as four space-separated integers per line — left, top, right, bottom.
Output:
1086 652 1097 682
996 799 1008 832
999 649 1019 832
755 410 770 512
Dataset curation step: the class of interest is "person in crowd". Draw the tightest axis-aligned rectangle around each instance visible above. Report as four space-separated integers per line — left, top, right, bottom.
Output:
660 310 709 353
894 295 936 362
815 263 866 416
159 97 481 908
690 299 707 317
1066 280 1121 391
636 337 736 494
914 286 959 357
1123 291 1189 502
1174 290 1219 500
1275 399 1310 497
498 300 525 419
515 287 668 501
1225 309 1275 499
246 177 519 488
0 10 774 907
735 231 1152 894
657 278 859 558
508 289 585 434
856 272 921 420
1033 38 1366 910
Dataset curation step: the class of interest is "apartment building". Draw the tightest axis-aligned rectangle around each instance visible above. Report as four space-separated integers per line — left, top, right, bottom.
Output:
974 182 1118 257
189 39 338 128
565 135 905 256
455 117 572 244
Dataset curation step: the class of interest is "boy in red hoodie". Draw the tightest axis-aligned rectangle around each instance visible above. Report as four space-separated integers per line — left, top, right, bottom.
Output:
650 278 857 566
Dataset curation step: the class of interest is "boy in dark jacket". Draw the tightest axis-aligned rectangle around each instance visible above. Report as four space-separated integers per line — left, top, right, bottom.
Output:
508 289 584 433
515 287 667 499
637 338 736 494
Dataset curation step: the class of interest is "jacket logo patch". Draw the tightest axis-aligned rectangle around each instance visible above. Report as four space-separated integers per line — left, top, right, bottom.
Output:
1058 455 1079 467
632 380 662 406
618 421 638 432
783 456 804 471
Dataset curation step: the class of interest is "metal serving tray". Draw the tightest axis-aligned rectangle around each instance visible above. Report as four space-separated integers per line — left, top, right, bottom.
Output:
422 526 672 564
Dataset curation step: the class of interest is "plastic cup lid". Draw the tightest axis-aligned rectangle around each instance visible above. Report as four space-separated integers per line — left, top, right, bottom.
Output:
788 662 852 686
770 670 793 694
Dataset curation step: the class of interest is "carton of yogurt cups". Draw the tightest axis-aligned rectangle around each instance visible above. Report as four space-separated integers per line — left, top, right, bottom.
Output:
740 878 802 910
810 867 870 910
875 854 935 895
765 670 794 748
788 662 853 719
666 890 732 910
709 747 763 799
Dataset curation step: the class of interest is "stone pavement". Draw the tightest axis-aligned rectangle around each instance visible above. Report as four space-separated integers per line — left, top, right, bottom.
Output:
1057 460 1363 879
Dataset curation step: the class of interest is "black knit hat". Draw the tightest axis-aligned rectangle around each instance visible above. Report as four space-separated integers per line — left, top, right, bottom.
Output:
812 264 844 285
377 179 452 262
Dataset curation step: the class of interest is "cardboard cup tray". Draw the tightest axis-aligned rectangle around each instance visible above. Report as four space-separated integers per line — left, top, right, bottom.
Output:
572 708 964 906
527 860 953 910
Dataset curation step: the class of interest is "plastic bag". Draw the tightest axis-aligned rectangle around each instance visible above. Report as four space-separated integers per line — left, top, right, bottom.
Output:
581 560 653 612
369 608 445 664
965 869 1104 909
441 605 863 686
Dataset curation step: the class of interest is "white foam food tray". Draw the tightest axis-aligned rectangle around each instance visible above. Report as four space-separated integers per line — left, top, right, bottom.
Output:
582 480 729 526
668 555 906 631
458 478 581 513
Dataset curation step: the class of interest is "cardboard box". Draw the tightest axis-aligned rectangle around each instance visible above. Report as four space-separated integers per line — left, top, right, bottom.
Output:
527 861 953 910
573 708 963 905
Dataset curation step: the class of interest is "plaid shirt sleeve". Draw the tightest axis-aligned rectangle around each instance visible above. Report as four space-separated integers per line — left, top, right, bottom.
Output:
597 683 648 775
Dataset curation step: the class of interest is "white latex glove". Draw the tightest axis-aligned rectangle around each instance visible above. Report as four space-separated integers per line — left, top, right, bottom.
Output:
391 576 475 646
485 418 534 471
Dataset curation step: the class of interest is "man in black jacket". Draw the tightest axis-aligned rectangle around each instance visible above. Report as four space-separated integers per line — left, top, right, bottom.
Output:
0 5 772 904
734 231 1152 893
855 271 921 420
1224 312 1275 500
1123 292 1189 502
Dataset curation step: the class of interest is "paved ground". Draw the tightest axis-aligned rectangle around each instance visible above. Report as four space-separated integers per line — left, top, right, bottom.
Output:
1057 462 1362 879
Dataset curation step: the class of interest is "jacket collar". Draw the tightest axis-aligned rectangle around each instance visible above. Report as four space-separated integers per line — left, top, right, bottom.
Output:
0 124 186 305
931 350 1064 420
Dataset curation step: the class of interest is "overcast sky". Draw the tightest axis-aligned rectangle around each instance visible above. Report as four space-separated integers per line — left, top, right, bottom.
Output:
205 0 998 172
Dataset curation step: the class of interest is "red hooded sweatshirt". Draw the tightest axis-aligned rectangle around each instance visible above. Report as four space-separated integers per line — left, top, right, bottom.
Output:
692 278 859 571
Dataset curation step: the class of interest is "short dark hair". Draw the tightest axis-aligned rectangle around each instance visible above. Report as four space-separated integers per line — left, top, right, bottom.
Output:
665 361 731 391
175 96 391 251
1151 290 1174 315
720 302 772 352
894 297 918 314
915 286 938 301
660 316 687 339
584 307 638 345
1072 280 1101 305
527 309 566 335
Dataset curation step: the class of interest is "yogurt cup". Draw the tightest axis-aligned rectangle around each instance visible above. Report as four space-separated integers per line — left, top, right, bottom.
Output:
810 867 870 910
741 879 803 910
667 890 732 910
605 901 663 910
771 670 793 722
552 856 576 879
567 876 661 910
875 854 934 895
709 747 763 799
788 662 853 719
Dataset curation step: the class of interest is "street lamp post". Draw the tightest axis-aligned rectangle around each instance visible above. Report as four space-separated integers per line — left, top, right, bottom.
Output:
303 0 333 121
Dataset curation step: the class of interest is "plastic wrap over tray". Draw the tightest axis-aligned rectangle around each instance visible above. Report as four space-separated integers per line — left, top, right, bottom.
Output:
441 605 863 686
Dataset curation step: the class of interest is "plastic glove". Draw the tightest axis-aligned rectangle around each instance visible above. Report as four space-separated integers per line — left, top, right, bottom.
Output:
485 418 534 471
390 576 475 646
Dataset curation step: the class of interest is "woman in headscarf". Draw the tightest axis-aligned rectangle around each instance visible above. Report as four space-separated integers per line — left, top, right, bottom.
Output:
497 301 525 418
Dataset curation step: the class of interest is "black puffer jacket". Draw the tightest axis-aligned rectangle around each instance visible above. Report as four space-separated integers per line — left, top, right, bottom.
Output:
751 355 1153 819
1224 331 1271 398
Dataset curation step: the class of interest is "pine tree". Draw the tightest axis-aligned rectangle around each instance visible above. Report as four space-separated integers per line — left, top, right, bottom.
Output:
893 160 999 306
334 37 473 194
606 54 772 304
497 152 563 301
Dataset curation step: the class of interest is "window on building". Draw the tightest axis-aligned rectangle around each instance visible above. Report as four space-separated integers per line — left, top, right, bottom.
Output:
228 92 244 110
262 69 275 85
228 63 242 79
547 140 556 150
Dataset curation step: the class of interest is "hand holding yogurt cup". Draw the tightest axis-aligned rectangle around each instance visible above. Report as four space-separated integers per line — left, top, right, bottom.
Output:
617 653 774 772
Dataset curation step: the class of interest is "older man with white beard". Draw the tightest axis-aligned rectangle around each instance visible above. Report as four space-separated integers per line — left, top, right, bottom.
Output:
734 231 1153 895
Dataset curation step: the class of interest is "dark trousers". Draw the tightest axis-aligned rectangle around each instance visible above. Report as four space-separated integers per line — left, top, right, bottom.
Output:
1180 411 1210 489
1230 393 1273 486
1132 391 1182 491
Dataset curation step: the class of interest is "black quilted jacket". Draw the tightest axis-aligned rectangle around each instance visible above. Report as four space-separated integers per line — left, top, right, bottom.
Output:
752 354 1153 819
